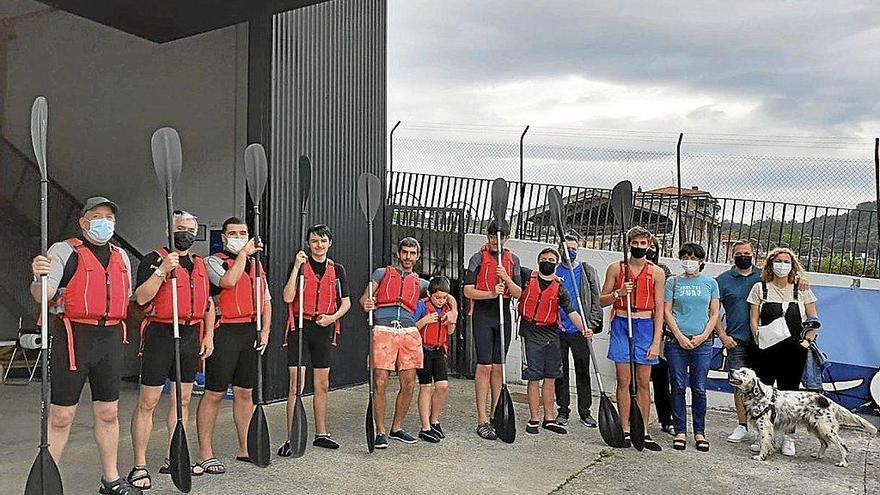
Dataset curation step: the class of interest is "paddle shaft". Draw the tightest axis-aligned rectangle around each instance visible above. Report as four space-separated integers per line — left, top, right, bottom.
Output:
296 211 306 396
254 204 264 405
161 195 187 426
39 179 49 447
496 232 507 383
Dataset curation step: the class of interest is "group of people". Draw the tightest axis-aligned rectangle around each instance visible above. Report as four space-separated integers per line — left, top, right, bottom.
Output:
27 196 822 494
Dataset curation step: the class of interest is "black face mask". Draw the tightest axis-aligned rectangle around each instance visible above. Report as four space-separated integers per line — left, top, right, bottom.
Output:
630 246 647 259
734 255 752 269
646 248 658 263
538 261 556 276
173 231 196 251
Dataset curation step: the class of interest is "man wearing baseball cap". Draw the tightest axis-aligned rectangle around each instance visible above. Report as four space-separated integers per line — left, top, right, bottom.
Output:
30 196 141 495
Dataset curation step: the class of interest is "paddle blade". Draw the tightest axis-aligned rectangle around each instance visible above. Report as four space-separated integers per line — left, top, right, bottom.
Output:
150 127 183 196
493 386 516 443
357 172 382 222
365 395 375 453
490 178 510 229
244 143 269 206
169 422 192 492
298 155 312 211
547 187 567 240
24 448 63 495
610 180 634 233
629 402 645 451
598 393 627 448
30 97 48 180
290 396 308 458
247 405 271 468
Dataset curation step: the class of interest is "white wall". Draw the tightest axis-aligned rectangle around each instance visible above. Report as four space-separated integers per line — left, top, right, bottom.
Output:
2 9 249 256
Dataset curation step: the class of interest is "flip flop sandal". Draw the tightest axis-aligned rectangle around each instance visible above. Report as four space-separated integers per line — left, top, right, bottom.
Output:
643 435 663 452
236 456 253 463
622 432 632 448
541 420 567 434
695 438 710 452
191 463 205 476
199 457 226 475
526 420 540 434
127 466 151 490
673 437 687 450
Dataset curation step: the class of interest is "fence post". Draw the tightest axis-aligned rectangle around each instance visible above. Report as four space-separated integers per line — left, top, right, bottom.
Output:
517 125 530 237
875 138 879 276
676 132 684 250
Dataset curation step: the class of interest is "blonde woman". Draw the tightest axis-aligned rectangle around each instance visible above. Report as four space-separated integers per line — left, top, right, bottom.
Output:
747 247 818 456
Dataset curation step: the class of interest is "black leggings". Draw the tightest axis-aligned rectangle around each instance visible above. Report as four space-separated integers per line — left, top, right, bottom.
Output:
756 339 807 391
651 359 673 427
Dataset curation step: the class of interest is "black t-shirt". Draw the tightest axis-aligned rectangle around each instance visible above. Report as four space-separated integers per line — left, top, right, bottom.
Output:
519 267 575 341
287 257 350 298
58 236 111 288
135 249 196 290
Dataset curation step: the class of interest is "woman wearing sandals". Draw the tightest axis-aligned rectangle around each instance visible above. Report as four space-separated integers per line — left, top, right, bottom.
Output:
663 242 720 452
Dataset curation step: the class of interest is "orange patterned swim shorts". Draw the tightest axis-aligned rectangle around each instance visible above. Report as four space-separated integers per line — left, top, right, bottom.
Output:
371 325 423 371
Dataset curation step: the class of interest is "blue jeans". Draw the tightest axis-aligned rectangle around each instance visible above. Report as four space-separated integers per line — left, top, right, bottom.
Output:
665 338 712 435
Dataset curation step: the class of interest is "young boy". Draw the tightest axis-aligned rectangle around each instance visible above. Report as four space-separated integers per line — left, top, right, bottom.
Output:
519 248 586 435
413 276 457 442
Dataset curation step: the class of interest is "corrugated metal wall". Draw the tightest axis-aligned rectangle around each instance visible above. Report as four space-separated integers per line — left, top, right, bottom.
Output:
256 0 387 401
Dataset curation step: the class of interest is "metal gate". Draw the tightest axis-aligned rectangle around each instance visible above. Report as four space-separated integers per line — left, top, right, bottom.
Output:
387 206 473 377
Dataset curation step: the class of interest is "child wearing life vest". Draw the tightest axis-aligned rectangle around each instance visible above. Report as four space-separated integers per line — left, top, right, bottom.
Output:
519 248 585 435
413 276 457 443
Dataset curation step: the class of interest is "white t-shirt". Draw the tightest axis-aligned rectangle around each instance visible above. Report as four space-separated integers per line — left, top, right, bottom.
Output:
746 281 816 320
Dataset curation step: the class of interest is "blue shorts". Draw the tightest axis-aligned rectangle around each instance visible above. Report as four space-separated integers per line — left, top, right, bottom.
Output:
607 316 659 366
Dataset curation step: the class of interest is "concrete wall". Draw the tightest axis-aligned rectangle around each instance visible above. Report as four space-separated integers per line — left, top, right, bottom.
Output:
1 9 249 256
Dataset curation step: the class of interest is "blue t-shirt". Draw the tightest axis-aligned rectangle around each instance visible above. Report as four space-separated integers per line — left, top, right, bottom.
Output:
664 274 719 337
371 268 429 326
556 263 583 334
716 266 762 344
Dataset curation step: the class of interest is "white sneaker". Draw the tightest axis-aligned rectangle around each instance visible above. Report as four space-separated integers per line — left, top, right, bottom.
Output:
749 442 761 453
782 436 796 457
727 425 751 443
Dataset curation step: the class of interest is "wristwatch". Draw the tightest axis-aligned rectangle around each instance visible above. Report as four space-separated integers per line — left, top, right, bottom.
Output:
153 267 165 278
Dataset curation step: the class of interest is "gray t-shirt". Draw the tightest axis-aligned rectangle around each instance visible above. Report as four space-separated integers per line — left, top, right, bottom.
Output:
206 253 271 301
43 238 133 313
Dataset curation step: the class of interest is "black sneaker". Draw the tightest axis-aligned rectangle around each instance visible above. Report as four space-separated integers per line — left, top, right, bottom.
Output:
419 429 441 443
644 435 663 452
477 422 497 440
278 441 292 457
556 411 570 426
580 414 598 428
389 429 418 444
661 424 676 436
526 420 540 434
542 420 567 434
375 434 389 449
430 422 445 439
99 477 143 495
623 432 632 448
313 434 340 449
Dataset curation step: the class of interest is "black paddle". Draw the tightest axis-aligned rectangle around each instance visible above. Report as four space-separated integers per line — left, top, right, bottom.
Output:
356 172 381 453
610 180 645 451
244 143 271 468
151 127 192 491
24 97 63 495
546 188 626 448
490 178 516 444
289 155 311 458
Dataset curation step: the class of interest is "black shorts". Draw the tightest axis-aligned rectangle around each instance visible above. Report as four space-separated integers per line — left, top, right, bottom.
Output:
287 320 334 369
522 337 563 381
50 322 124 406
726 341 757 372
140 323 200 387
204 323 257 392
472 309 512 365
417 348 449 384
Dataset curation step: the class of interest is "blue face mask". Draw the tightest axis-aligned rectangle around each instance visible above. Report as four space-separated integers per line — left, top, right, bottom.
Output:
88 218 115 243
567 249 578 263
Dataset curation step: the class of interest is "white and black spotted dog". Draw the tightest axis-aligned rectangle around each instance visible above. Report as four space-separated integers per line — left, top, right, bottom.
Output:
728 367 877 467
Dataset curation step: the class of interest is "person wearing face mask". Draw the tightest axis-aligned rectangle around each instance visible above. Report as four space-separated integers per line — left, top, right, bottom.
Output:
30 197 140 495
663 243 720 452
519 248 586 435
600 225 666 451
646 237 675 436
126 211 215 488
747 247 818 457
553 233 603 428
197 217 272 471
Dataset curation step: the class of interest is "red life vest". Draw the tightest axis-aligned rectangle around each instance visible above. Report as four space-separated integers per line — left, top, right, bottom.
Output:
474 245 515 299
613 260 656 313
59 238 131 370
420 297 452 353
285 259 341 346
139 249 210 355
375 266 421 314
213 252 263 325
518 272 561 327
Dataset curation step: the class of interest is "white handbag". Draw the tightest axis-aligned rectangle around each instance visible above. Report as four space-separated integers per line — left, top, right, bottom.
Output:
757 317 790 349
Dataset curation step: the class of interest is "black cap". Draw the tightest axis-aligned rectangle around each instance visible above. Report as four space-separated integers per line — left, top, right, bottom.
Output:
80 196 119 216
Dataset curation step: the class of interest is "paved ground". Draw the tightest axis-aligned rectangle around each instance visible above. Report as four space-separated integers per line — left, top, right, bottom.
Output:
1 378 877 495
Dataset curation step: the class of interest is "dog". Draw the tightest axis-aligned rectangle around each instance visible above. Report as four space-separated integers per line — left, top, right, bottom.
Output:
728 367 877 467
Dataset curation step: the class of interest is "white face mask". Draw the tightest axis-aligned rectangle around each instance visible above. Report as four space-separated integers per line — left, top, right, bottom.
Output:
225 237 248 255
772 261 792 278
681 259 700 274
